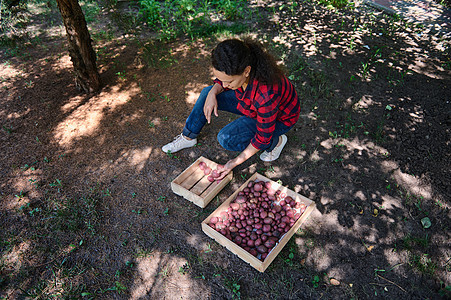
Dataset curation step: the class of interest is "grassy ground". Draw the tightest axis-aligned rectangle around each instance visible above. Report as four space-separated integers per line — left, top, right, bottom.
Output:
1 0 450 299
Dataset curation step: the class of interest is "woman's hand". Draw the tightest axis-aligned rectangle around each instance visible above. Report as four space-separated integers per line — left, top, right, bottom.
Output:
215 144 260 181
215 161 234 181
203 93 218 124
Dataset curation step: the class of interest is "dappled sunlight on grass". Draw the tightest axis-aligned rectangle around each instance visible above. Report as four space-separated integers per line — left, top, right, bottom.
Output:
3 240 31 274
0 62 21 80
184 83 206 105
53 84 141 148
4 174 42 211
112 146 155 173
131 250 209 299
393 169 432 200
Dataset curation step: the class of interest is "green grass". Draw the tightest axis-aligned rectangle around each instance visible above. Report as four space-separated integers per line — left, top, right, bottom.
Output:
0 182 109 298
314 0 350 9
80 0 102 24
400 234 438 276
224 275 242 299
137 0 249 41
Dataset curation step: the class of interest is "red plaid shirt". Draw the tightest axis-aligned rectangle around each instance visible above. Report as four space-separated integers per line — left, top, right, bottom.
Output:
214 76 300 150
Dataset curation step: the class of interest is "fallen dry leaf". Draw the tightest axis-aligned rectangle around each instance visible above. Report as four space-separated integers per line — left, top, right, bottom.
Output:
330 278 340 286
367 245 374 252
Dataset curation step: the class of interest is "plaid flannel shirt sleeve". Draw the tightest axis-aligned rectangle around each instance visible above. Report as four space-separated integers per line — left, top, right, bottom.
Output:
250 89 278 149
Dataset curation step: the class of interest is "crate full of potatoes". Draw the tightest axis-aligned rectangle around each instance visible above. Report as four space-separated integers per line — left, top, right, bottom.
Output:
201 173 315 272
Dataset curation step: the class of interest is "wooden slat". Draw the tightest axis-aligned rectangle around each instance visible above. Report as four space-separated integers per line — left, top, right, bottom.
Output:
190 176 212 196
172 160 199 185
180 167 205 190
200 178 223 198
199 171 233 204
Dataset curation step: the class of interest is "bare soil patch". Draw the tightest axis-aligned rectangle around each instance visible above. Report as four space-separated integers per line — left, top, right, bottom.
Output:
1 0 450 299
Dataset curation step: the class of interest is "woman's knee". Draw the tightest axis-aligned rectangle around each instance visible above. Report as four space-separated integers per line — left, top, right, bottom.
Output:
191 86 213 113
199 86 213 99
217 129 248 152
217 130 231 150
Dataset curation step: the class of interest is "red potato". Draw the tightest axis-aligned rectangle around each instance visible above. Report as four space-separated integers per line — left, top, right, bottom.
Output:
235 195 246 204
284 196 293 203
230 203 240 211
220 211 228 220
253 182 263 192
256 245 267 254
264 238 276 249
263 217 272 224
204 167 212 175
229 226 238 233
281 216 290 223
272 204 282 213
215 222 225 230
211 169 220 178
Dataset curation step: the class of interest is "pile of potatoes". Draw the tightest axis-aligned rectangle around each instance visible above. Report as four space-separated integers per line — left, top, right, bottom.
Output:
208 180 307 261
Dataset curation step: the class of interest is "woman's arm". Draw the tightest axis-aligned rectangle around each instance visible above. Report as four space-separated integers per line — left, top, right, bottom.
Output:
216 143 259 180
204 83 224 124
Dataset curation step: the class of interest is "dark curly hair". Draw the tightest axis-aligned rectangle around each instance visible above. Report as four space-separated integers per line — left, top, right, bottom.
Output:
211 38 284 85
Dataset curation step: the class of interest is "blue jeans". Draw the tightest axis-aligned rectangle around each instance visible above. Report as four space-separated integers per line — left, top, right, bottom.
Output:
182 86 293 152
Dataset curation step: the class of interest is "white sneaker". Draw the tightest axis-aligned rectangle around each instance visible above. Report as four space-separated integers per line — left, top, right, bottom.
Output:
259 135 288 162
162 134 197 153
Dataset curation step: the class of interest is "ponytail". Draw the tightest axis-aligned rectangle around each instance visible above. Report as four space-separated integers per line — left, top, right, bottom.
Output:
211 38 284 85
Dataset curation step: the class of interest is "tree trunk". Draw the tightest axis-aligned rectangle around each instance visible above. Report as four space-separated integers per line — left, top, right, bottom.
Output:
56 0 101 93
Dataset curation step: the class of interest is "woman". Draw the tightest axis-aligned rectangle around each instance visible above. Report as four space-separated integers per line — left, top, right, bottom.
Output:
162 38 300 180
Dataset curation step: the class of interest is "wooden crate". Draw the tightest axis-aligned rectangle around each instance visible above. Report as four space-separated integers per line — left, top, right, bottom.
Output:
171 156 233 208
201 173 315 272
